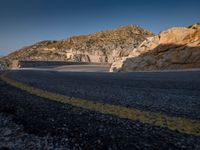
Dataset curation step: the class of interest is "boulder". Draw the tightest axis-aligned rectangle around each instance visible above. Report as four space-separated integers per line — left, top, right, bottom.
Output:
110 24 200 72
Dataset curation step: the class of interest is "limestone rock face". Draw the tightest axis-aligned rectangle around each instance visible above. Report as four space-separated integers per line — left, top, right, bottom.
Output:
110 24 200 72
3 25 154 64
0 61 7 70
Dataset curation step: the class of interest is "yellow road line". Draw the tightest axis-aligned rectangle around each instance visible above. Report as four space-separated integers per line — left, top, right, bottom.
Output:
1 73 200 136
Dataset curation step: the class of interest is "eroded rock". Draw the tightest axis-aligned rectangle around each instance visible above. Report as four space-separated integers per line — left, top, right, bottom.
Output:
110 24 200 72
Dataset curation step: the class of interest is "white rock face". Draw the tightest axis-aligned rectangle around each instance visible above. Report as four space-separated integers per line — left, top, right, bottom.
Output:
110 24 200 72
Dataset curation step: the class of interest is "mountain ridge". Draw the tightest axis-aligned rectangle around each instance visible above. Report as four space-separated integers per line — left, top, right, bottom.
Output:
3 25 154 64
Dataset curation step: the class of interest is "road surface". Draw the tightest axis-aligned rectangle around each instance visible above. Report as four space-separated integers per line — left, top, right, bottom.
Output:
0 65 200 149
17 64 110 72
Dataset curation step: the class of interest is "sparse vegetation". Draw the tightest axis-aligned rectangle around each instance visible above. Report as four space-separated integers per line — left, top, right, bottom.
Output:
3 25 154 63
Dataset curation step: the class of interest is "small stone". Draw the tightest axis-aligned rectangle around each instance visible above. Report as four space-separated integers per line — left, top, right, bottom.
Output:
97 139 101 144
3 128 12 136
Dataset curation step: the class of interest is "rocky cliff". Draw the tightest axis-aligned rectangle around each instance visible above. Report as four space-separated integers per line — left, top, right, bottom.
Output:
0 61 7 70
110 24 200 72
3 25 154 64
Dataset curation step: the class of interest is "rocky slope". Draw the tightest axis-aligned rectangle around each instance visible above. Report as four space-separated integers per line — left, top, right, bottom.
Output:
110 24 200 72
3 25 154 64
0 61 7 70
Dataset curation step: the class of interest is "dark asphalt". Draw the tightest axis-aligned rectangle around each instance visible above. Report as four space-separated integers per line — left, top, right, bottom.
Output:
1 67 200 149
0 79 200 149
7 69 200 120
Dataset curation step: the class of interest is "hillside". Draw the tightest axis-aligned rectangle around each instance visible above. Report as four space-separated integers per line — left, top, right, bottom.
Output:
110 24 200 72
3 25 154 64
0 60 7 70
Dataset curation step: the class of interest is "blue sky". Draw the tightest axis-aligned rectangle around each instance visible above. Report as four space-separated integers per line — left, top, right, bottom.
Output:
0 0 200 55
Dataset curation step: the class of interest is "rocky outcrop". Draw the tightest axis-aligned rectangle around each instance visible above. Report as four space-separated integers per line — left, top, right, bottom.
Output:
110 24 200 72
0 61 7 70
3 25 154 64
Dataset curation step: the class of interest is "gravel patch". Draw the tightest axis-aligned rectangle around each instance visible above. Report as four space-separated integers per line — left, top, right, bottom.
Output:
0 113 70 150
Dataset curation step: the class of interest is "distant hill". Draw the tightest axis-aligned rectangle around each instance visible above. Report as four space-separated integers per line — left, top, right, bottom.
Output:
3 25 154 64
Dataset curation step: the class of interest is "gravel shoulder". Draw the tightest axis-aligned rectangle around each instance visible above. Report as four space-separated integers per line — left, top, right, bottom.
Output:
0 113 70 150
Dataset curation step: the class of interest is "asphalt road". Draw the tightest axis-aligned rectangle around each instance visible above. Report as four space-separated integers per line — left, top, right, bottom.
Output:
1 65 200 149
7 68 200 120
18 64 110 72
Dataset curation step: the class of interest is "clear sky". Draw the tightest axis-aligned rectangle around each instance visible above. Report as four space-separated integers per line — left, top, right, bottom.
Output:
0 0 199 56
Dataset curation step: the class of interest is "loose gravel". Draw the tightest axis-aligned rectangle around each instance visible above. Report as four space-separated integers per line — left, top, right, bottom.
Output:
0 113 70 150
